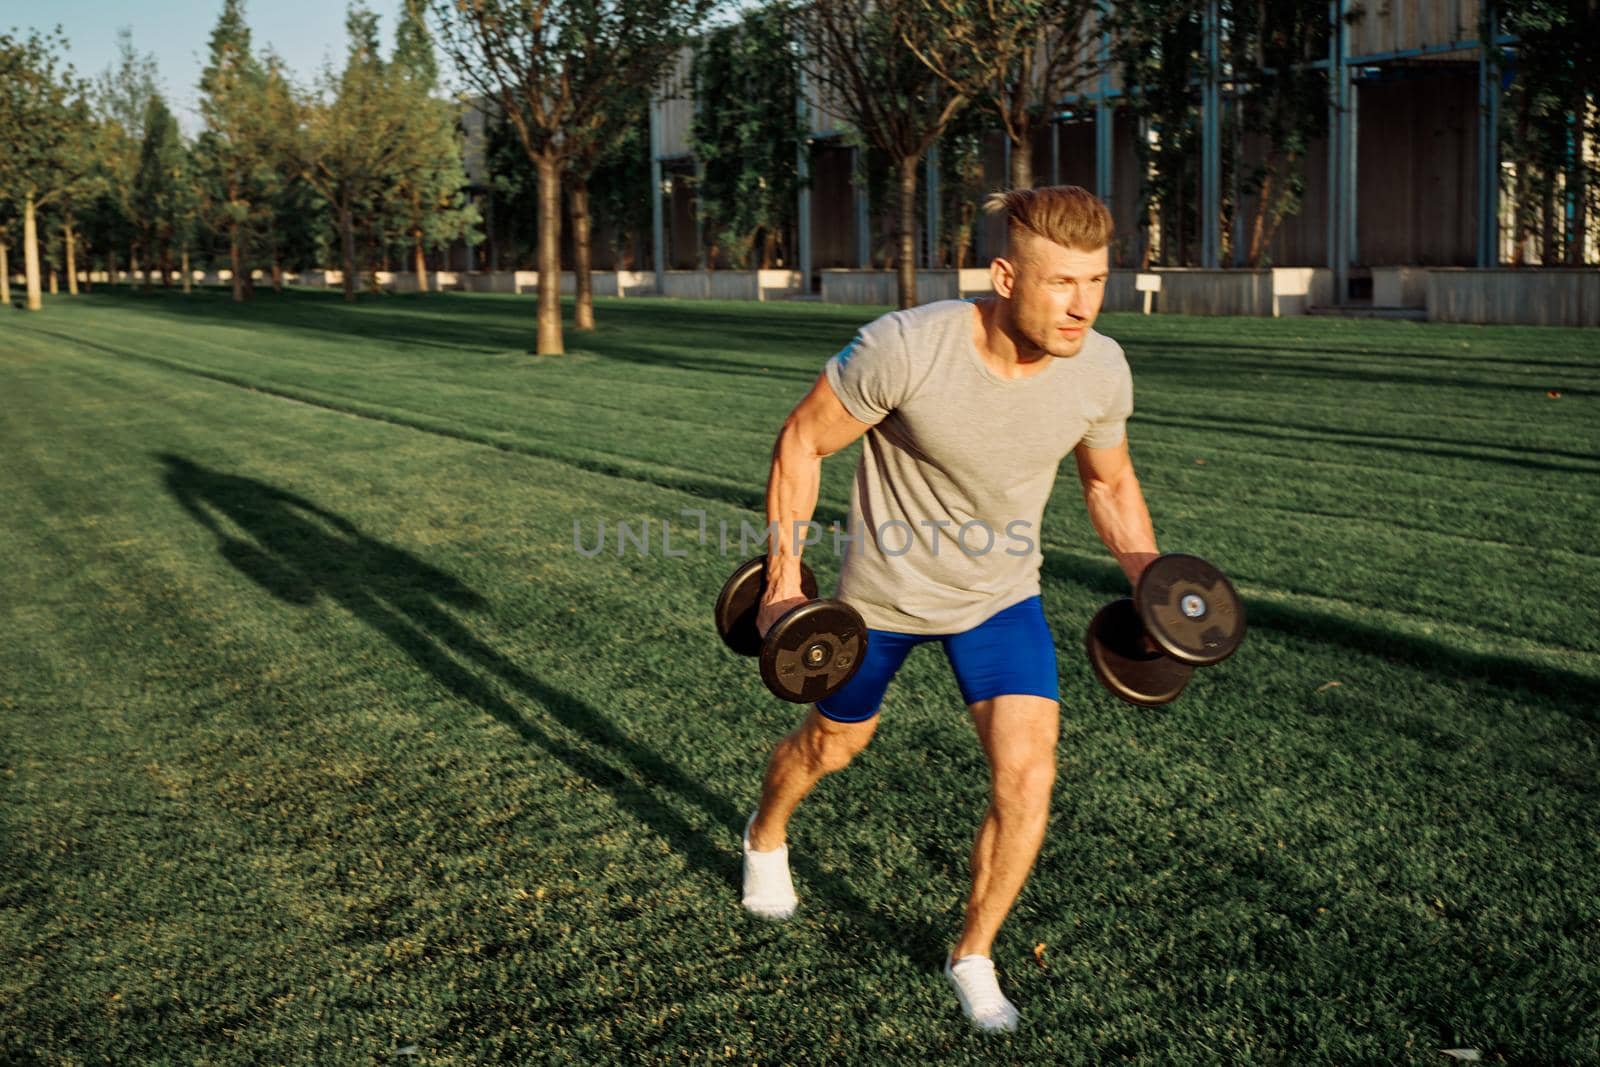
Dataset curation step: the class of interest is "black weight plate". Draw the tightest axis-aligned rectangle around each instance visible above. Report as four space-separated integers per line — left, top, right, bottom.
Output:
760 600 868 704
1085 598 1193 707
1135 553 1246 667
714 555 818 657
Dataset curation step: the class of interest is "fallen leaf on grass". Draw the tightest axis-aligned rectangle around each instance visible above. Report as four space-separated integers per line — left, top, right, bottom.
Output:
1315 680 1342 693
1546 390 1562 398
1194 458 1206 465
1033 943 1047 969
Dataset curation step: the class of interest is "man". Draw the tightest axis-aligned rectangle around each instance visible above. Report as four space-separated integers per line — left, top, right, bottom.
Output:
743 186 1159 1032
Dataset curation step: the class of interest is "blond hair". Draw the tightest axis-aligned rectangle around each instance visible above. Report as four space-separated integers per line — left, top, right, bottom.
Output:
984 185 1113 254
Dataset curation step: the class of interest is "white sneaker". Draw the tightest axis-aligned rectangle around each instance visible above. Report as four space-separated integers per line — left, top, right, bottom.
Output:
741 812 797 920
944 954 1020 1032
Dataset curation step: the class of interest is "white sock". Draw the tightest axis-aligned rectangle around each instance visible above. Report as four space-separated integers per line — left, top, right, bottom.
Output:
741 812 797 920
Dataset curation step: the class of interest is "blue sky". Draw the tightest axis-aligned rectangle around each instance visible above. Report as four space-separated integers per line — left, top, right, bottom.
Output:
0 0 411 131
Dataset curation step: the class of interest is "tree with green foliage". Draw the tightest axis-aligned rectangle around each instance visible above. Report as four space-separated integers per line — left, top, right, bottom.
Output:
796 0 969 308
0 28 96 311
289 5 426 301
1498 1 1599 265
384 0 479 292
196 0 279 301
690 3 806 270
900 0 1102 190
134 94 186 289
1227 0 1329 266
94 28 161 284
432 0 715 353
1109 0 1331 268
1107 1 1202 265
936 102 990 266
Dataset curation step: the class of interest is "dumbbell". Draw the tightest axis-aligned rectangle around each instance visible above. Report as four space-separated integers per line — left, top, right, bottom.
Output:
714 555 868 704
1085 553 1246 707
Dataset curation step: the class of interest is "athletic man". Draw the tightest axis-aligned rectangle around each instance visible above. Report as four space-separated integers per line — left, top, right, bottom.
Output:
741 186 1160 1032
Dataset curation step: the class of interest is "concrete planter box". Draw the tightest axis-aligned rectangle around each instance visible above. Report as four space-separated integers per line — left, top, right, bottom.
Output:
460 270 539 294
658 269 803 301
1427 268 1600 326
1149 267 1333 316
1372 266 1428 308
818 269 992 305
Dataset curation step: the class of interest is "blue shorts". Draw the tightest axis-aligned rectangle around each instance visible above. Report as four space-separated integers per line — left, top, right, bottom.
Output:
815 596 1060 723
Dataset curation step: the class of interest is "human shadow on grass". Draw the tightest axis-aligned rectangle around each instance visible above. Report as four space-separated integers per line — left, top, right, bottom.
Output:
1042 550 1599 722
157 453 949 961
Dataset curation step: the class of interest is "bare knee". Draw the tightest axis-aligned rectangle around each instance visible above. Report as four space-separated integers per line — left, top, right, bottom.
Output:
792 711 876 776
991 756 1056 815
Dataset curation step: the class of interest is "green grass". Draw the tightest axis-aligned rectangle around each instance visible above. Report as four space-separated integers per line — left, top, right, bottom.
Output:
1 287 1596 1064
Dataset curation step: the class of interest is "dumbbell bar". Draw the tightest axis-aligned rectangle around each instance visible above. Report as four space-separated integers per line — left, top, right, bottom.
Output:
1086 553 1246 707
715 556 869 704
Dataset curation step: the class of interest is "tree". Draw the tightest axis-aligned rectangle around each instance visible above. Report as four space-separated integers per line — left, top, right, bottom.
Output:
0 28 96 311
196 0 277 301
94 28 161 284
900 0 1102 190
0 201 15 306
432 0 715 353
134 94 186 288
1227 0 1329 266
290 5 437 301
1108 1 1202 266
690 3 806 269
385 0 479 292
1499 1 1600 265
796 0 969 308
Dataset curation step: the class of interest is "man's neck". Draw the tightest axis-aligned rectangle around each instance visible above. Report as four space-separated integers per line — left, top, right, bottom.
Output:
972 298 1050 380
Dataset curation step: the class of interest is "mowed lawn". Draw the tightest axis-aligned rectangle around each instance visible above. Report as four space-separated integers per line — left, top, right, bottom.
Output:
1 288 1596 1064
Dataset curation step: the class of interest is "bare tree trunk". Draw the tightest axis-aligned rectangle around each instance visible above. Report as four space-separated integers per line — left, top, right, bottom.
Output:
1248 171 1275 265
896 155 919 309
0 241 10 307
534 150 565 355
181 248 192 294
161 245 173 289
132 243 142 289
340 202 357 303
108 249 118 288
1009 129 1033 190
64 219 79 295
23 195 42 311
1541 176 1556 265
230 221 246 302
413 232 428 294
568 177 595 330
49 269 58 295
1569 95 1588 266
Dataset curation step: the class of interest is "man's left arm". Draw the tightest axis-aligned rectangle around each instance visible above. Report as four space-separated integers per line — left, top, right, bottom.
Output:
1073 439 1159 588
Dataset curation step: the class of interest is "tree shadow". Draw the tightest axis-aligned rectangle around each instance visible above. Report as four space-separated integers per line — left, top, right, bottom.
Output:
157 453 949 961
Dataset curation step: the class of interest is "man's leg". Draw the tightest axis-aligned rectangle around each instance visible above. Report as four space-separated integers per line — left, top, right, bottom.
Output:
749 707 877 851
952 693 1059 960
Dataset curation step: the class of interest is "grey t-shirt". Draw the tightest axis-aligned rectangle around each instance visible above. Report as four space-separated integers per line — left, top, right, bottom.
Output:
824 299 1132 634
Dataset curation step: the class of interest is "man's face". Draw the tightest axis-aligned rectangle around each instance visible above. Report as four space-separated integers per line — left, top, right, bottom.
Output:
993 233 1110 359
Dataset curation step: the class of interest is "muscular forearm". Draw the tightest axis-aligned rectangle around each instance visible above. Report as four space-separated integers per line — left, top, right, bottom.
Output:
1083 474 1159 587
764 425 822 598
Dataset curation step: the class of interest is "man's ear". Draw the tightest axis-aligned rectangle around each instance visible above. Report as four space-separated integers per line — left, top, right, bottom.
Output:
990 255 1016 299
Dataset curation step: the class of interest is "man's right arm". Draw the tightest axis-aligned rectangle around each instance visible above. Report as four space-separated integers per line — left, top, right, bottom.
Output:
759 370 875 634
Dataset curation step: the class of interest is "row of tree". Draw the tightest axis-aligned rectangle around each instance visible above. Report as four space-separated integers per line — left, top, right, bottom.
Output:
0 0 474 314
5 0 1596 351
